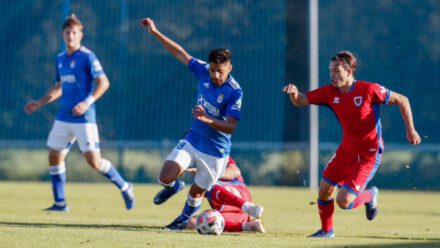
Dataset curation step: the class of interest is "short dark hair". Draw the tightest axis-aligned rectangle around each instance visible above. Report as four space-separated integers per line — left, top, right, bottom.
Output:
331 50 357 72
208 48 231 64
62 14 83 31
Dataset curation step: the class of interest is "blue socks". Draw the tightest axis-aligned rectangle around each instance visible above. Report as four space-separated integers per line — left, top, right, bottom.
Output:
99 158 128 190
49 163 67 206
179 195 202 221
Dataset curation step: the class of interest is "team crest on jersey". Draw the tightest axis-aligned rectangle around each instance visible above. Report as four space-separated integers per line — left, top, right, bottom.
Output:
203 82 209 88
333 97 340 104
217 94 224 103
70 60 75 68
58 63 62 68
354 96 363 106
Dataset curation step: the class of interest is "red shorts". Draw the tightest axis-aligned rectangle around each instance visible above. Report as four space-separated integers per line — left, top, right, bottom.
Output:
322 148 382 195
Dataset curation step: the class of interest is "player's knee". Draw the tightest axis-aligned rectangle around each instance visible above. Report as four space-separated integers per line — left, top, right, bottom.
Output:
318 187 333 200
336 197 352 209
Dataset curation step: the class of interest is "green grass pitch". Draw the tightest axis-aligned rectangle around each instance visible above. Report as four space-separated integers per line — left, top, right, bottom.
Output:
0 182 438 247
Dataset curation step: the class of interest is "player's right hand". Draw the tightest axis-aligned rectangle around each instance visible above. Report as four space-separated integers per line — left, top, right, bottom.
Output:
282 83 299 95
24 100 41 114
407 129 421 145
139 17 158 34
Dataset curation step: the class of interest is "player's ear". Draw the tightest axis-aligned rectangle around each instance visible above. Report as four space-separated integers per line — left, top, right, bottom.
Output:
229 63 233 73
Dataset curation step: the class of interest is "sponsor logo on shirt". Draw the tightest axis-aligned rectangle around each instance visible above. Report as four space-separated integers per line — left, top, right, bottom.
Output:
203 82 209 88
58 63 62 68
333 97 340 104
380 86 386 95
197 95 220 116
70 60 75 68
60 74 76 84
354 96 363 107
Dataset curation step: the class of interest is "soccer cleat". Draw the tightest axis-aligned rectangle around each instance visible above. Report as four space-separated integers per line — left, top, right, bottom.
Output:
164 216 190 231
122 183 135 210
244 220 266 233
153 181 185 205
44 204 70 212
308 229 335 238
244 203 264 219
365 186 379 221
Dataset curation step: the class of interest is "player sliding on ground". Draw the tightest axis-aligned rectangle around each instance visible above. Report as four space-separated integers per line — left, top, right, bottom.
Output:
186 157 265 233
140 17 244 230
283 50 421 238
24 14 135 212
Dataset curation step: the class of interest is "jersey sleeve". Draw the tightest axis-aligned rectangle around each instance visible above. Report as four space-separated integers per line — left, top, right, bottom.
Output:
87 52 105 79
306 86 329 105
225 89 242 120
188 58 208 79
370 83 391 105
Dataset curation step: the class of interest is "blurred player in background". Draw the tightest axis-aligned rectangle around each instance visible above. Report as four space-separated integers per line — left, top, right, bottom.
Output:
282 50 421 238
186 156 265 233
24 14 135 212
140 17 245 230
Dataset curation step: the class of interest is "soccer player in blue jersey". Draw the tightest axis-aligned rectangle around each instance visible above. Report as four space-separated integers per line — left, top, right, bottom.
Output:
140 17 244 230
24 14 135 212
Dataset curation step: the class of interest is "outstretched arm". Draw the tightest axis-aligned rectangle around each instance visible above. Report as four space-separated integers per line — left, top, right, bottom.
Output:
72 75 110 116
282 83 309 107
387 91 421 145
140 17 192 65
24 81 62 114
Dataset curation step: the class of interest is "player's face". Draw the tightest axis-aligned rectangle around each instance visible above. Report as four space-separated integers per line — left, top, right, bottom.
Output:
209 61 232 86
63 25 83 50
329 61 351 88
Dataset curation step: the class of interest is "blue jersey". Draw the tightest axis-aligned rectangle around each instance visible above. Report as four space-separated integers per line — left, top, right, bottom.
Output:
55 46 105 123
185 58 243 158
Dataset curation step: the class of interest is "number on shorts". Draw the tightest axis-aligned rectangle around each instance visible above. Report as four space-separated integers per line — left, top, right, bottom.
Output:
176 141 186 150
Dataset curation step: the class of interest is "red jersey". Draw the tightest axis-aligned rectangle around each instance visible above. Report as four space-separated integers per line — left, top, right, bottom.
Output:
208 157 251 211
306 80 390 154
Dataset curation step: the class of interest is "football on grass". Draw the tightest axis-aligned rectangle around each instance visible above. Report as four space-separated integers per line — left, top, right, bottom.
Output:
195 209 225 235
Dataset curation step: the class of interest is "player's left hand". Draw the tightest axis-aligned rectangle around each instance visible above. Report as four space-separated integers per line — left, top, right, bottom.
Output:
72 101 89 116
407 129 421 145
192 105 211 123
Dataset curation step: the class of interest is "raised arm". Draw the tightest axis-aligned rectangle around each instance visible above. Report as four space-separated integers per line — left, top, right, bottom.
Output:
24 81 62 114
282 83 309 107
72 75 110 116
140 17 192 66
387 91 421 145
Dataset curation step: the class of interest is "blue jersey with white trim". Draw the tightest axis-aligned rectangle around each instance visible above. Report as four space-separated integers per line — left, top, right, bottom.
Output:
185 58 242 157
55 46 105 123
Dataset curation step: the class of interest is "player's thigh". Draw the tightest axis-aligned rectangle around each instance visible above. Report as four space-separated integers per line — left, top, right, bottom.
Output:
47 120 76 154
161 140 195 182
72 123 100 153
343 152 382 195
194 153 228 191
322 149 356 187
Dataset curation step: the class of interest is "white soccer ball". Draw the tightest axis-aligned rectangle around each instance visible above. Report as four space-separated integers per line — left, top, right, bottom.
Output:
195 209 225 235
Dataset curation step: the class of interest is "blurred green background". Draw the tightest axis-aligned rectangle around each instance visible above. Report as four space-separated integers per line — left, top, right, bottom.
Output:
0 0 439 189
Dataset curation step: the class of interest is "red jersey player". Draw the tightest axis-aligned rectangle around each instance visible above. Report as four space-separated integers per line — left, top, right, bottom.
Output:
187 157 265 233
282 51 421 238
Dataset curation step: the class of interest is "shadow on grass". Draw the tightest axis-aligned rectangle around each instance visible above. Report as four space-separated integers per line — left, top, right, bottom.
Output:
342 241 440 248
0 221 164 232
